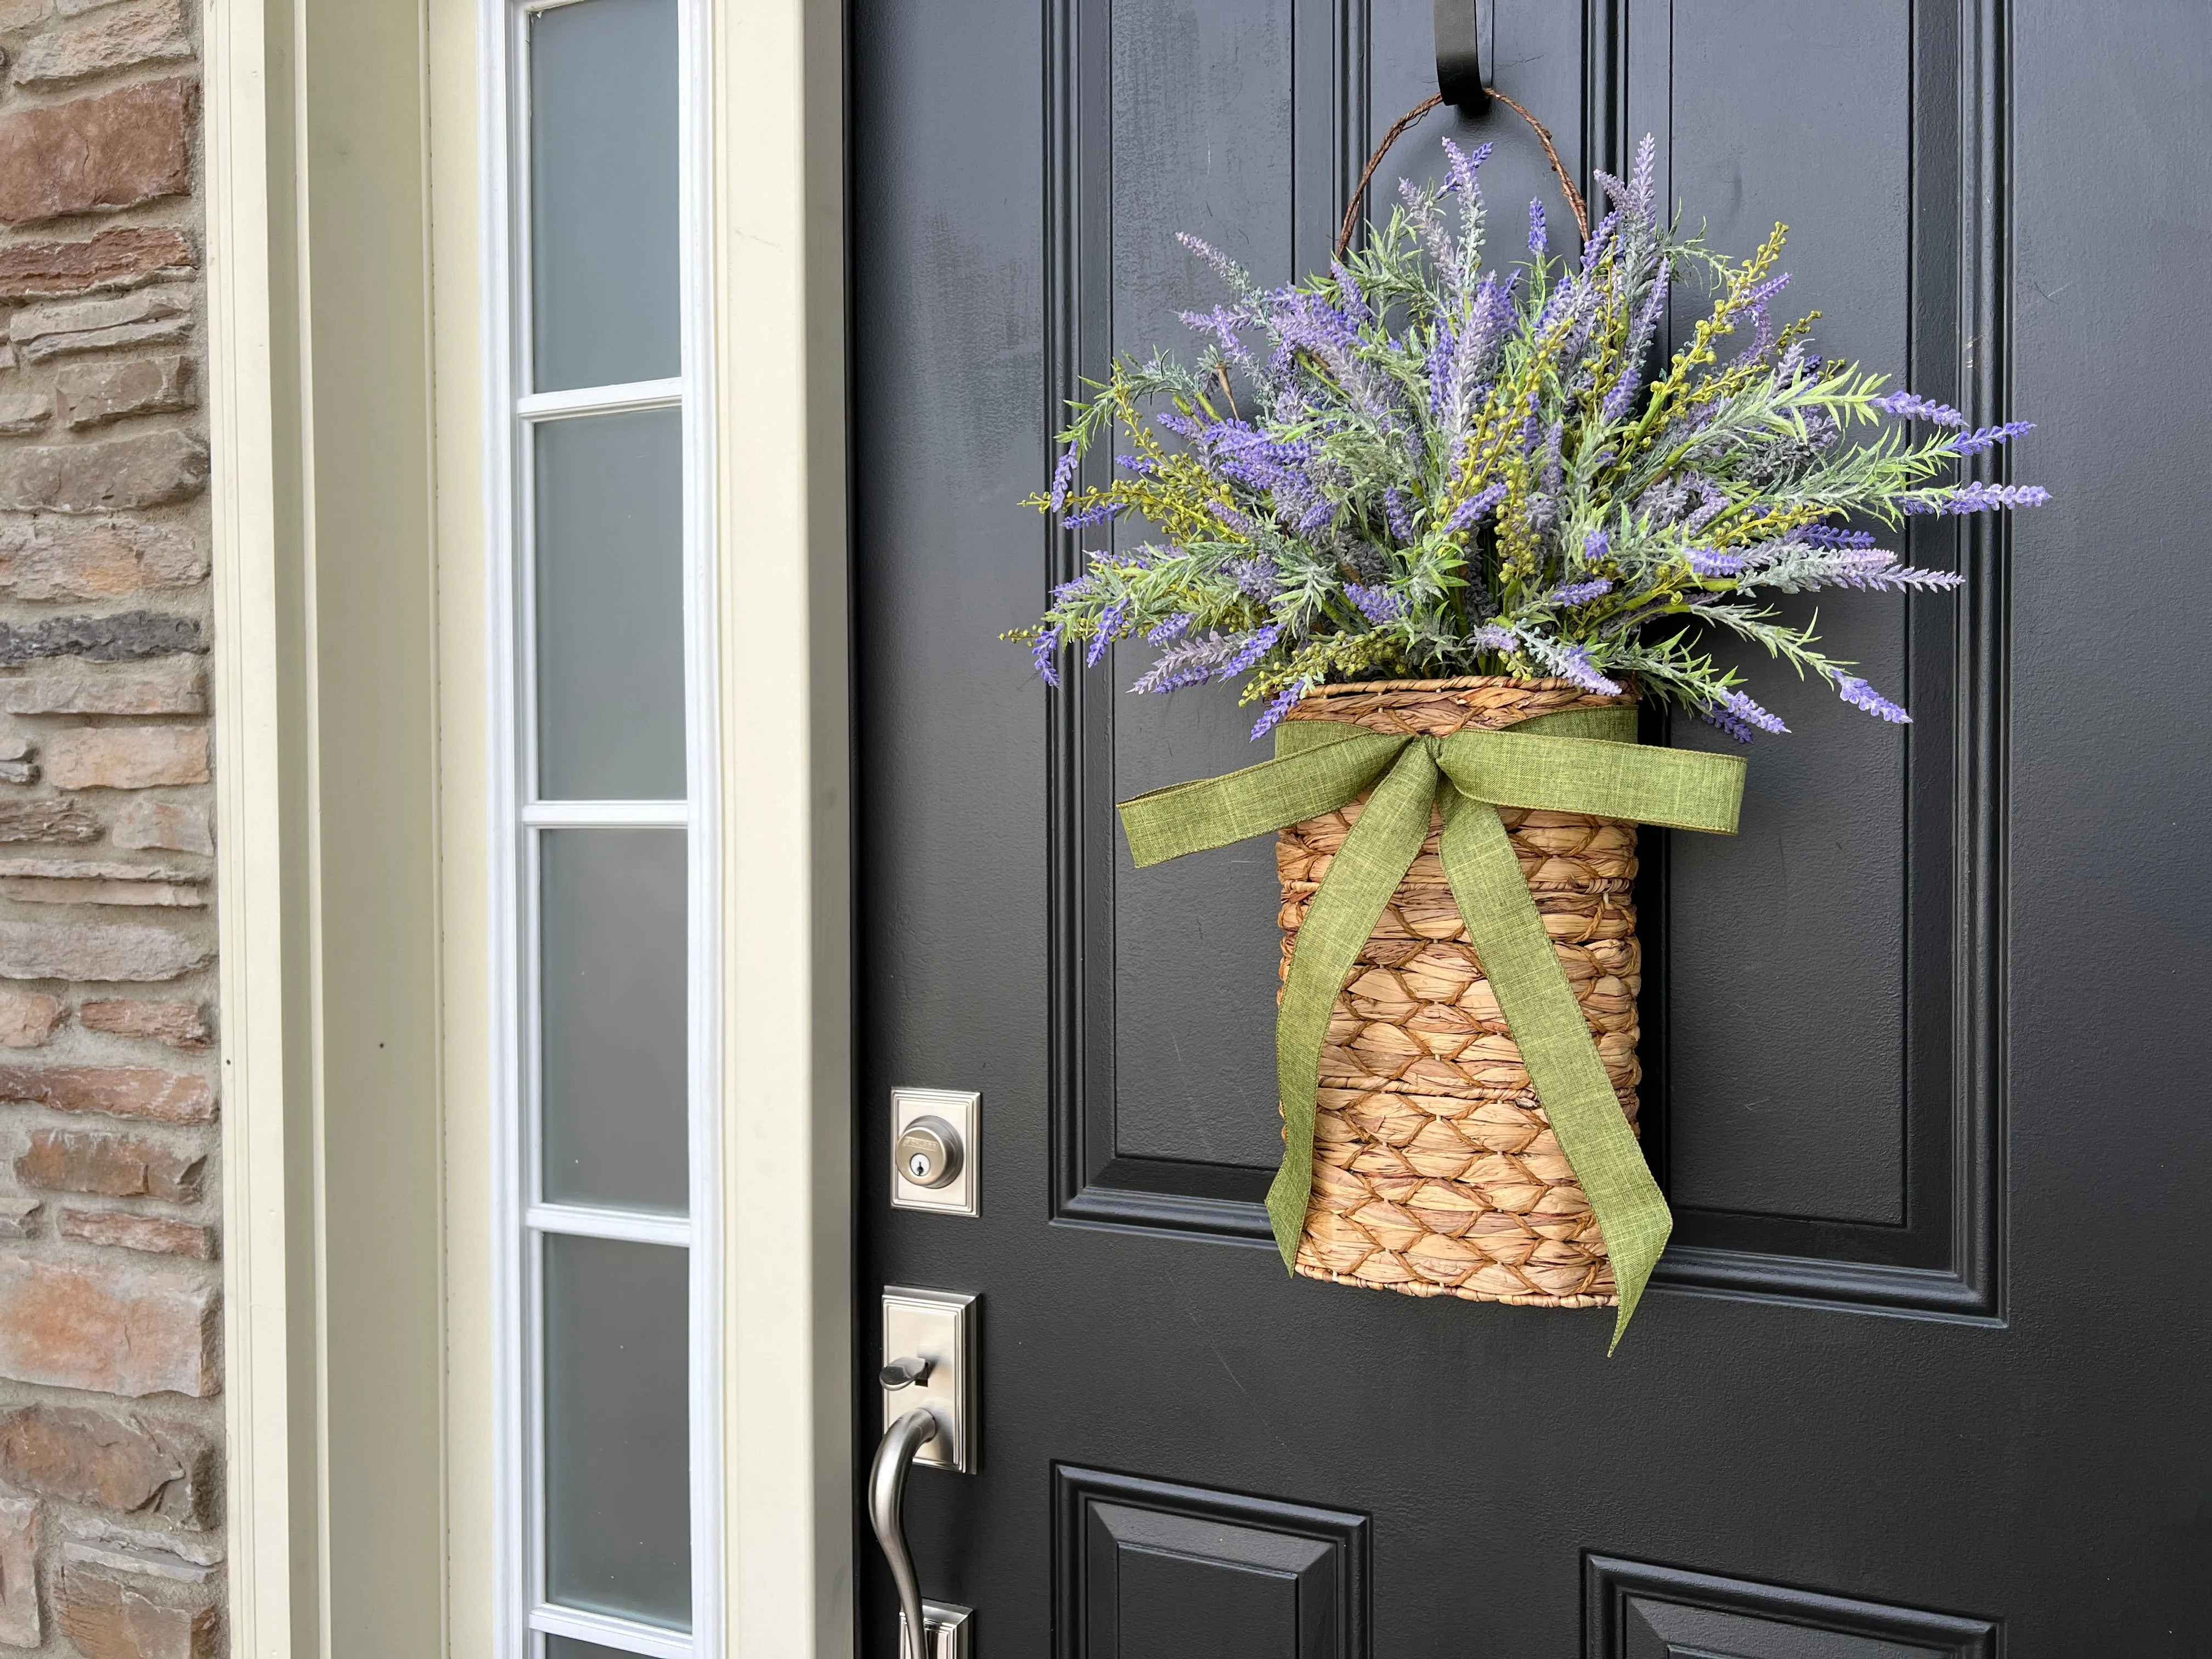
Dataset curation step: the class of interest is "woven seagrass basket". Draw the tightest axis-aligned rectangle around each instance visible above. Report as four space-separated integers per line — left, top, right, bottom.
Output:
1278 675 1642 1308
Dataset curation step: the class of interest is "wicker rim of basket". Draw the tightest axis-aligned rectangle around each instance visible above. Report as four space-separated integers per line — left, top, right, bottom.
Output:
1296 674 1638 702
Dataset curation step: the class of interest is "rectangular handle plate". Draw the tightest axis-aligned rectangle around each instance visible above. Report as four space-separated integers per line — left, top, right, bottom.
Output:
883 1285 976 1472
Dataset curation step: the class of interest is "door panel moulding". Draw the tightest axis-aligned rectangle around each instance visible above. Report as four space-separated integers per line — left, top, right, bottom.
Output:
1043 0 2009 1328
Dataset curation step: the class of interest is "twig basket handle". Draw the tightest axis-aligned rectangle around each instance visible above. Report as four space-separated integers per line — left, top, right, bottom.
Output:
1335 89 1590 261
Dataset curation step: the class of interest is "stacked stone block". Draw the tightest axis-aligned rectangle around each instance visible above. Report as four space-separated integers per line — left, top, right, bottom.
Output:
0 2 221 1655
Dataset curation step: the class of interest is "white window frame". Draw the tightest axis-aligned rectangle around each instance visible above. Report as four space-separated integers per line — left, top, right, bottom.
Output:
482 3 723 1657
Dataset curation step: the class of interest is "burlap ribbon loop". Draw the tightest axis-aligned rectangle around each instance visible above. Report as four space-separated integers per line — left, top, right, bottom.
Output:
1116 707 1746 1350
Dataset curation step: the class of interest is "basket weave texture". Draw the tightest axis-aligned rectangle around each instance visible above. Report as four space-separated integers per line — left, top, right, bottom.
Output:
1278 676 1641 1308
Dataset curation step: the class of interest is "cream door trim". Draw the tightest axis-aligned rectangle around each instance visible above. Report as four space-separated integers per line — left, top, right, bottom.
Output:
209 0 853 1645
710 1 855 1652
206 0 314 1650
208 0 449 1651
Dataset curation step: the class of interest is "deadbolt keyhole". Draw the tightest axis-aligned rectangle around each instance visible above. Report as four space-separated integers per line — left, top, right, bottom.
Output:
895 1115 963 1189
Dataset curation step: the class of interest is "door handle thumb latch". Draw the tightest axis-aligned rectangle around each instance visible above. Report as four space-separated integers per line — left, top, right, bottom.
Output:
868 1401 972 1658
880 1355 932 1389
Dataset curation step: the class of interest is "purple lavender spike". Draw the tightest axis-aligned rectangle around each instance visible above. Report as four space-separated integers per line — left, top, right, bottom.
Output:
1603 133 1659 225
1441 138 1494 198
1701 706 1757 743
1175 232 1251 291
1718 689 1787 733
1425 324 1456 425
1528 198 1547 256
1344 583 1406 624
1833 674 1911 723
1548 578 1615 607
1948 420 2035 456
1062 499 1123 529
1250 680 1312 740
1544 641 1622 696
1220 623 1283 680
1874 390 1970 429
1383 487 1415 545
1031 626 1063 687
1084 599 1130 668
1581 210 1620 270
1229 557 1279 600
1047 446 1080 511
1601 363 1641 423
1179 304 1248 357
1735 301 1776 362
1130 630 1241 694
1146 614 1193 644
1902 481 2052 515
1443 480 1509 534
1684 477 1730 532
1796 524 1877 548
1330 261 1371 322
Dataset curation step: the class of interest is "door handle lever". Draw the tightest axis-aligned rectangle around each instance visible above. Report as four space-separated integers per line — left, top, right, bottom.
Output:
869 1403 940 1659
880 1355 932 1389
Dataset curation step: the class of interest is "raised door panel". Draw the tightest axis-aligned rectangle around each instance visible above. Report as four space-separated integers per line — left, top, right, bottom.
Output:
1627 0 2007 1314
1588 1556 1998 1658
1046 0 2007 1318
1057 1468 1368 1659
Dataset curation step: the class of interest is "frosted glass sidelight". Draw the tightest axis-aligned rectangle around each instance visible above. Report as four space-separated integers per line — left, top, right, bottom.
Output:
540 828 687 1214
528 0 680 392
534 408 686 800
544 1234 691 1628
546 1640 644 1659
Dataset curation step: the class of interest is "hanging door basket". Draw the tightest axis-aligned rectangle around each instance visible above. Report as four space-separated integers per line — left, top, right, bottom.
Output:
1277 676 1640 1307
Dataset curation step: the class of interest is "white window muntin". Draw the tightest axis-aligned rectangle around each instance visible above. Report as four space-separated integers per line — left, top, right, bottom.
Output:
486 2 720 1657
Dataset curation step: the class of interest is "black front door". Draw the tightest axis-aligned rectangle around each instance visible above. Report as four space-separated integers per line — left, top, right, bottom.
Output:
852 3 2210 1653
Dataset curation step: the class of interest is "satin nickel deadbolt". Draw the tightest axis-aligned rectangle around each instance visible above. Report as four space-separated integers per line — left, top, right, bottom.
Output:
890 1088 979 1215
896 1116 962 1188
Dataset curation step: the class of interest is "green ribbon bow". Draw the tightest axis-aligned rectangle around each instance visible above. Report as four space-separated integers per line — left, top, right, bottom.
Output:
1118 704 1746 1349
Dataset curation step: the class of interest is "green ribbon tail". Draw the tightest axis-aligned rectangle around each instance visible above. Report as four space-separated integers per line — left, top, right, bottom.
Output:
1264 740 1440 1268
1432 727 1746 834
1117 727 1410 867
1436 786 1671 1353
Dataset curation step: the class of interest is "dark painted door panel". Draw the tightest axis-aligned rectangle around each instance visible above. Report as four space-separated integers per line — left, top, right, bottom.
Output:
852 2 2212 1653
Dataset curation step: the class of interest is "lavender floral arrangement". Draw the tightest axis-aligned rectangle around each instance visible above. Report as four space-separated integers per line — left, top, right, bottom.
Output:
1015 137 2045 740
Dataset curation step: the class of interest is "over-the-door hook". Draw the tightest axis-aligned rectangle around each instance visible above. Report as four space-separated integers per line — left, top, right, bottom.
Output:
1434 0 1489 114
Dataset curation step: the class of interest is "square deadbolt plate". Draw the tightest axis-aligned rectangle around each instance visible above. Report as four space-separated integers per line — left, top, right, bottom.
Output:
883 1286 975 1472
890 1087 979 1216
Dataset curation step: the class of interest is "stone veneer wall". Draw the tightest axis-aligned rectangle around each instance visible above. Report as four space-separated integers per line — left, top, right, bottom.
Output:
0 0 224 1655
